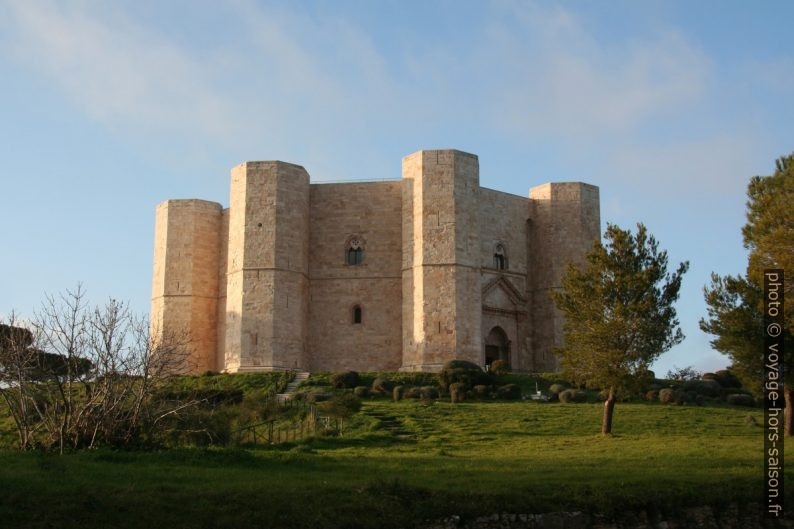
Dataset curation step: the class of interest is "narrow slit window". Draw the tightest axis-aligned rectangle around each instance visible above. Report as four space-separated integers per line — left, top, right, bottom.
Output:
493 243 507 270
353 305 362 324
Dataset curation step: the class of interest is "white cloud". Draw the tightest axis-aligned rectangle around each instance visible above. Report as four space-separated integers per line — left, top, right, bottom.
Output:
476 4 711 139
0 0 726 184
2 1 236 143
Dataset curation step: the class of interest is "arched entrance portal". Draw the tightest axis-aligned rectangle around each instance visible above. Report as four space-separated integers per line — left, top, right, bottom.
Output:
484 326 510 368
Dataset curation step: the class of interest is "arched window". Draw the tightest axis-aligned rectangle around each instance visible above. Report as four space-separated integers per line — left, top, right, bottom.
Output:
493 243 507 270
346 236 364 265
353 305 362 324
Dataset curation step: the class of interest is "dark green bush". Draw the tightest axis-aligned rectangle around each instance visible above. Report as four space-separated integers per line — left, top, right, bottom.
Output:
558 389 586 403
393 385 405 401
330 371 360 389
372 378 393 394
353 386 370 398
489 359 510 376
473 385 492 400
449 382 466 403
684 379 721 397
437 360 489 392
496 384 521 400
726 394 755 407
714 370 742 389
419 386 439 400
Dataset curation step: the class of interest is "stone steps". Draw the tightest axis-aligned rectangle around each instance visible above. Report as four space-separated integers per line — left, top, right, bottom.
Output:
276 371 311 402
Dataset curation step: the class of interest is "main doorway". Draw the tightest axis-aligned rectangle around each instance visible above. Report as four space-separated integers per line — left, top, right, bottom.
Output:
484 326 510 368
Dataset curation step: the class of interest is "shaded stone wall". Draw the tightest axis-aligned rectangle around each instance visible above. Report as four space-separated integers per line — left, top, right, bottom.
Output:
529 182 600 371
478 188 532 370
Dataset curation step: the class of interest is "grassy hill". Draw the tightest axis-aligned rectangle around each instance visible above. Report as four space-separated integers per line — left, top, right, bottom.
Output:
0 379 784 529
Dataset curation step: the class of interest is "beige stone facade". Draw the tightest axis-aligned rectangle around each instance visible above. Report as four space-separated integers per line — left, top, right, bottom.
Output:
151 149 600 374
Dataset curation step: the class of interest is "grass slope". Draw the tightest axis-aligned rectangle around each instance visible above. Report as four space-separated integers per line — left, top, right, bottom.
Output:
0 400 783 529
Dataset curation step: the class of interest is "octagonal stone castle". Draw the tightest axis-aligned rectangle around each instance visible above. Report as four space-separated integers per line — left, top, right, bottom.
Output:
151 149 600 374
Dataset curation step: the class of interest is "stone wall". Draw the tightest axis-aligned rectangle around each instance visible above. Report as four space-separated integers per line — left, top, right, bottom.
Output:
401 150 482 371
150 199 222 373
529 183 600 371
478 188 532 370
223 161 310 372
151 150 601 375
307 181 403 371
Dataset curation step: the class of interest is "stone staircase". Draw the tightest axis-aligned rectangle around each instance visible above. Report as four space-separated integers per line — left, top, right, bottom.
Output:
276 371 310 402
364 408 413 440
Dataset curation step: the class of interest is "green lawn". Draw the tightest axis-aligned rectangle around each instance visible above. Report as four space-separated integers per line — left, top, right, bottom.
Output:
0 400 784 529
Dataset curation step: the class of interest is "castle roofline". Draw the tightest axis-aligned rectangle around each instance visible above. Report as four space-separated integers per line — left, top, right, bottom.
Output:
401 148 478 161
232 160 308 172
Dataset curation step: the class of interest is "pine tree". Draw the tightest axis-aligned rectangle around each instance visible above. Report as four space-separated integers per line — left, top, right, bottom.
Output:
552 223 688 434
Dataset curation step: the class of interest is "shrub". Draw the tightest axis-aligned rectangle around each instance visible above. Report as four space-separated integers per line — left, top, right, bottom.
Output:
392 385 405 402
372 378 393 394
304 392 331 403
659 388 676 404
684 379 721 397
419 386 439 400
496 384 521 400
548 383 568 396
473 385 492 400
353 386 370 398
330 371 360 389
726 394 755 407
645 390 659 402
558 389 586 403
437 360 489 392
714 370 742 389
449 382 466 403
319 393 362 418
404 387 421 399
489 359 510 376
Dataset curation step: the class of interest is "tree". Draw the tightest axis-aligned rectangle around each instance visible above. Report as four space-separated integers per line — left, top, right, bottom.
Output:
701 153 793 433
1 285 196 451
551 223 689 434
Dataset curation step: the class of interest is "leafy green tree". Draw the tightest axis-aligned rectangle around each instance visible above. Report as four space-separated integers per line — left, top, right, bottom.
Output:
552 223 688 434
701 153 793 433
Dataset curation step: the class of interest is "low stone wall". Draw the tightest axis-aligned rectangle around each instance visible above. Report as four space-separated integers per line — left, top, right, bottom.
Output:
424 504 793 529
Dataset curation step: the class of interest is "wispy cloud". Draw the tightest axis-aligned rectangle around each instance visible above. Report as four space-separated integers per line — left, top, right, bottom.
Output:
2 1 235 143
0 0 729 185
475 4 711 140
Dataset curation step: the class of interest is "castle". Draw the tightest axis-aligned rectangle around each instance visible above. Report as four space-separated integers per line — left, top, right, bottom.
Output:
150 149 600 374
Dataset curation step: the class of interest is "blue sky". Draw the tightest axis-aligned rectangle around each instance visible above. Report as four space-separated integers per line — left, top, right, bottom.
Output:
1 0 792 375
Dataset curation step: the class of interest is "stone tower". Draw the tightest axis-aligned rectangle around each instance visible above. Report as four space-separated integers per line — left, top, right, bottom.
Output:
528 182 600 371
151 199 223 372
401 150 482 371
223 161 310 372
